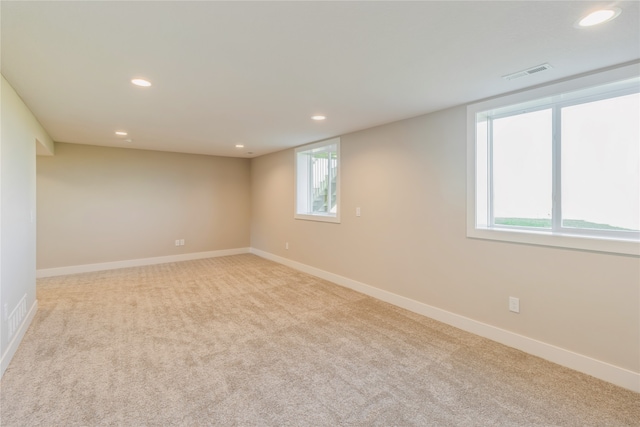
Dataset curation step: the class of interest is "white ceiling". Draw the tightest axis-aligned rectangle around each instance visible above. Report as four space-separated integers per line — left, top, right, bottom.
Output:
2 1 639 158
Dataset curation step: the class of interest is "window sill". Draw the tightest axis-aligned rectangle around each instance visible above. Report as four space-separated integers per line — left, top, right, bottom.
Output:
294 213 341 224
468 227 639 256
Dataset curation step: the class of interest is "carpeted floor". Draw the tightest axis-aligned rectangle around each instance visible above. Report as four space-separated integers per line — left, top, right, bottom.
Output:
1 254 638 426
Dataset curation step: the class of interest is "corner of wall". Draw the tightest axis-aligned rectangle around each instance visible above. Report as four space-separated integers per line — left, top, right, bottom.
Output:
36 138 55 156
1 74 52 377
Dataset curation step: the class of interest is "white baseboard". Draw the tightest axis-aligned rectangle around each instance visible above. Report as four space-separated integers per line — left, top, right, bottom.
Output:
36 248 251 278
1 299 37 378
250 248 640 393
30 247 640 392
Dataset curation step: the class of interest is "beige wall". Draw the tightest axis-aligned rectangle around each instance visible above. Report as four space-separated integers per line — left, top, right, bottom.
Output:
1 75 53 365
36 143 250 269
250 105 640 373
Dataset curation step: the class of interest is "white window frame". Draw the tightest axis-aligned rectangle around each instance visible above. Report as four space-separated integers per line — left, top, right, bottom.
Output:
467 63 640 256
295 137 341 223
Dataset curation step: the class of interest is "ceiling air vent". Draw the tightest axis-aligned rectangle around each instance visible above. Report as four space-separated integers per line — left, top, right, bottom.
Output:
502 63 553 81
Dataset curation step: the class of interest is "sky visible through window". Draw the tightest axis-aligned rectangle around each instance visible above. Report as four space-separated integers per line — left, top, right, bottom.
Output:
490 92 639 232
493 109 552 226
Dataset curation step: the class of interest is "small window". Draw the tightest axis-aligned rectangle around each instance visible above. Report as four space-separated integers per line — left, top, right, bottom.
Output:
295 138 340 223
468 64 639 255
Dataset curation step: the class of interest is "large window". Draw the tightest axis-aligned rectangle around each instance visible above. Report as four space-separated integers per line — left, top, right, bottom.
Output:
468 64 639 255
295 138 340 223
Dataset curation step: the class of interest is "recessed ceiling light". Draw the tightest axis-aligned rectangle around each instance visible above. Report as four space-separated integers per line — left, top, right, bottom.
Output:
311 115 326 121
115 131 128 136
131 78 152 87
576 8 621 27
235 144 245 148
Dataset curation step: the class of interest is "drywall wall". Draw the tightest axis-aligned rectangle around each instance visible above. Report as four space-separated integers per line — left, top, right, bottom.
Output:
36 143 251 269
1 75 53 375
250 105 640 379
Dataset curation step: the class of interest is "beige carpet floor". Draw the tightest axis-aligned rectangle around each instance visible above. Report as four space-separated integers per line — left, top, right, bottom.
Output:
1 254 638 426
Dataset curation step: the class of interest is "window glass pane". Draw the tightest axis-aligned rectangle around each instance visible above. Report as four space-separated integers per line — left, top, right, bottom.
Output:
561 93 640 232
295 151 311 214
476 119 489 227
295 139 339 221
309 147 337 214
492 109 552 228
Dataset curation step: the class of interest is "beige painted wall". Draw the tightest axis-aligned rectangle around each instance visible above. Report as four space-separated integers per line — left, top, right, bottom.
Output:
1 75 53 362
37 143 250 269
250 105 640 373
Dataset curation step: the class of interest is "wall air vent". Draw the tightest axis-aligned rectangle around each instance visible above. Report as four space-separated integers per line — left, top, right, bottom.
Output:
502 63 553 81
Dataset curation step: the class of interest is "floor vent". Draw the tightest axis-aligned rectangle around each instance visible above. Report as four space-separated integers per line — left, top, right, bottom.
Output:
7 295 27 340
502 63 553 81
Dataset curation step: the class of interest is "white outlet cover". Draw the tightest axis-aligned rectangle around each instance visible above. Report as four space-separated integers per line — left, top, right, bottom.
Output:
509 297 520 313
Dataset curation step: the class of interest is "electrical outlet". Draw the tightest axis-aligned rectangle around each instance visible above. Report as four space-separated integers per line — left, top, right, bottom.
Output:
285 242 289 250
175 240 180 246
180 239 185 246
509 297 520 313
356 207 361 217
